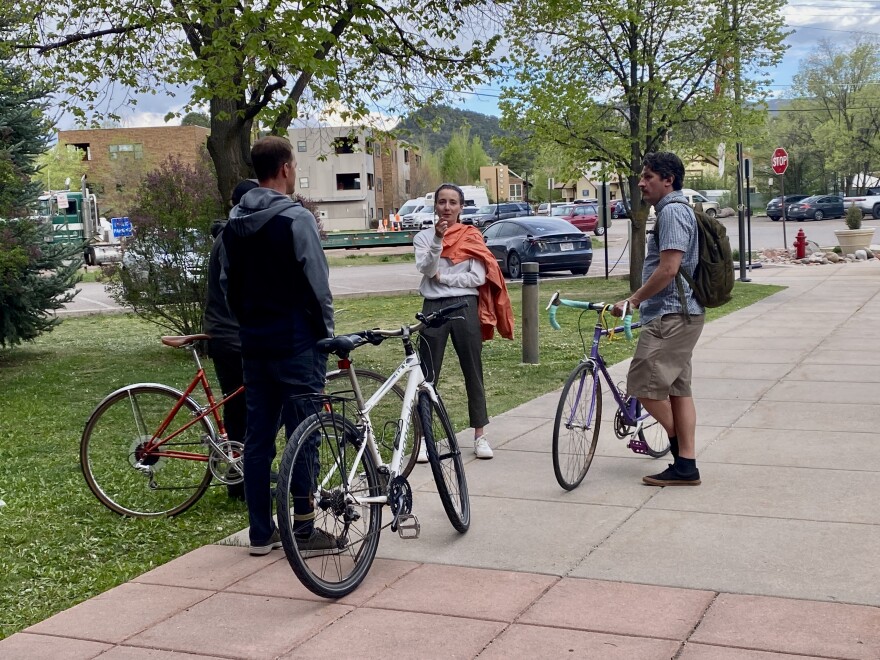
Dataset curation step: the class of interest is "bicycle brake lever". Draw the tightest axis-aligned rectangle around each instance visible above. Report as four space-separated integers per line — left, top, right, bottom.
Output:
545 290 561 311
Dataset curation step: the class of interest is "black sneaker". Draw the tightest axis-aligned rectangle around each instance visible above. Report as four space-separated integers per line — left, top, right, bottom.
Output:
249 528 282 556
643 463 701 486
295 527 341 551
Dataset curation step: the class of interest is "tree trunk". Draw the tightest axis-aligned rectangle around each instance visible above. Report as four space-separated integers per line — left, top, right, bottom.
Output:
627 172 645 292
206 97 254 207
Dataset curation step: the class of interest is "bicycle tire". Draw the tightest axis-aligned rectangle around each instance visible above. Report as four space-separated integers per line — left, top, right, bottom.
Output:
276 412 382 599
80 384 215 517
417 392 470 533
324 368 421 479
552 362 601 490
634 400 670 458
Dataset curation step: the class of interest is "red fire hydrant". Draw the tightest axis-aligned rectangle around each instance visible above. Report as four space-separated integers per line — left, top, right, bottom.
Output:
793 228 807 259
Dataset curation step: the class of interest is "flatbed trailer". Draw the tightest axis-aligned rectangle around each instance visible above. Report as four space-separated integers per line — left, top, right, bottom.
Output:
321 229 418 249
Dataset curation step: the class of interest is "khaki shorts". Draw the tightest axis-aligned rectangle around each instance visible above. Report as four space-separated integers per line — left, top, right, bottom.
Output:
627 313 704 400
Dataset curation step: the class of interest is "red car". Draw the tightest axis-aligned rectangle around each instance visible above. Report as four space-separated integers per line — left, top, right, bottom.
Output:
553 203 607 235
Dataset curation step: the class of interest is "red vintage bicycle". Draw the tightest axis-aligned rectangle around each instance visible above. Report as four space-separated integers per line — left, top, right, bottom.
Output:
80 334 415 517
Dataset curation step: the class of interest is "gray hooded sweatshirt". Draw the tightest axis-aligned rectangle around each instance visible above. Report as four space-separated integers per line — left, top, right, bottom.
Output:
219 187 333 357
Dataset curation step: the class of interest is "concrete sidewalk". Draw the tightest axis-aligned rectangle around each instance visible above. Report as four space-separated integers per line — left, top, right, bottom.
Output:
5 262 880 659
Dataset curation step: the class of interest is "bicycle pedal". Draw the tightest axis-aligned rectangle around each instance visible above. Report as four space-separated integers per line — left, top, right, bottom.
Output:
627 439 651 455
396 514 420 539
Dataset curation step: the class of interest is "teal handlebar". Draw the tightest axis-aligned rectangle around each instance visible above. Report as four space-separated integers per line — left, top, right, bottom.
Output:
546 292 635 340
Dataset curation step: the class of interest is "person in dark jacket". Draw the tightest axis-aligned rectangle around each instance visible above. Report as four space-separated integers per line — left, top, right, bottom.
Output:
202 179 258 500
219 136 335 556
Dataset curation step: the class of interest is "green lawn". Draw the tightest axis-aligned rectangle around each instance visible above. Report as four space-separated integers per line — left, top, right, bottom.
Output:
0 278 782 638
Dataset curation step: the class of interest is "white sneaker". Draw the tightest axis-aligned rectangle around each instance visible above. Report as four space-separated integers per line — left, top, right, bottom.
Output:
416 440 429 463
474 435 493 459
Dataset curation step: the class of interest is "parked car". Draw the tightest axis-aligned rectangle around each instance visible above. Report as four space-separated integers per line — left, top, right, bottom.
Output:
481 217 593 278
401 203 434 229
766 195 809 221
786 195 844 221
469 202 531 228
460 206 480 222
843 187 880 219
681 188 720 218
555 203 609 235
536 202 569 216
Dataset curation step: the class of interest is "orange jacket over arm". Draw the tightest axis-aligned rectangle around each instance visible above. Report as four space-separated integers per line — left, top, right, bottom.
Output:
441 223 515 341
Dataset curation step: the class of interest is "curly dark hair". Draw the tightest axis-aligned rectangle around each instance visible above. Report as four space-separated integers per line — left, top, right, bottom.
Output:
642 152 685 191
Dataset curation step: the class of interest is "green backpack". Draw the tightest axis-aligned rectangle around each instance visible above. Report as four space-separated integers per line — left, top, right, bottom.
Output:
653 200 734 309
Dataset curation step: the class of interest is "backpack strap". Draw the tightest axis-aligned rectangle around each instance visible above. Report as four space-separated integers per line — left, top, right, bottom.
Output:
651 200 695 321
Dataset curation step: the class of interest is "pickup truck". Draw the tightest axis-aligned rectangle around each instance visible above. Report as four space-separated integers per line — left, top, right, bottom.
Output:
681 188 720 218
843 188 880 219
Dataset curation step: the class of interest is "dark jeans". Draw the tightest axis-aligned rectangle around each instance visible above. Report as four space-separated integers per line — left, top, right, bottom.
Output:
210 347 247 498
418 295 489 429
242 347 326 545
210 348 246 447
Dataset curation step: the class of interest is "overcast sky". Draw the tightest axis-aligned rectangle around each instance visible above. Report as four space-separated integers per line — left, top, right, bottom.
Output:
56 1 880 130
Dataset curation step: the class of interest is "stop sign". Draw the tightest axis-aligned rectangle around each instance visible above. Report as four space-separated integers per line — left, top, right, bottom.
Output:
771 147 788 175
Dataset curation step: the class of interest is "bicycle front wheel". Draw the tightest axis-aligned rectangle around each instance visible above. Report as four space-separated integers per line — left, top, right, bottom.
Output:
634 400 670 458
80 385 214 517
417 392 470 533
276 412 382 599
553 362 601 490
325 368 420 478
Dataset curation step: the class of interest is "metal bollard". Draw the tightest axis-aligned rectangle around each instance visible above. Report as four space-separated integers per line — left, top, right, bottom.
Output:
521 262 539 364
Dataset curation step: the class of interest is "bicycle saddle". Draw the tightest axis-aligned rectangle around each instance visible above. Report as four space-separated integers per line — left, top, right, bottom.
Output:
316 333 370 356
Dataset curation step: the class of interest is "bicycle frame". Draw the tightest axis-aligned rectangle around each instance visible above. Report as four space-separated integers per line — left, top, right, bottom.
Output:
329 343 436 506
553 297 649 431
140 346 242 462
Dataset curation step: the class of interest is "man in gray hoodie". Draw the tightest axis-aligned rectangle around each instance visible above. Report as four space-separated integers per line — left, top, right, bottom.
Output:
219 136 335 555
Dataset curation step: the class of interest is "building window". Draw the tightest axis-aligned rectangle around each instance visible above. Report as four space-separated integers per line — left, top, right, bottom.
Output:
70 143 91 161
108 143 143 160
333 137 358 154
510 183 522 201
299 177 309 189
415 154 421 166
377 177 383 192
378 207 384 220
297 140 307 152
405 179 411 194
367 173 374 190
369 207 374 219
403 149 410 163
336 173 361 190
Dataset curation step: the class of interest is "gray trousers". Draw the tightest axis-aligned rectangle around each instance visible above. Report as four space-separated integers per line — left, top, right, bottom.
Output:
418 295 489 429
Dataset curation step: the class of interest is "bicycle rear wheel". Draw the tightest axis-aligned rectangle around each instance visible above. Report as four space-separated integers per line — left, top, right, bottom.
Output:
417 392 470 533
324 368 420 478
634 400 670 458
553 362 601 490
80 385 214 517
276 412 382 599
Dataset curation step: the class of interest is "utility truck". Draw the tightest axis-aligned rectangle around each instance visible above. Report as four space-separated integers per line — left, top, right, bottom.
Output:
36 175 122 265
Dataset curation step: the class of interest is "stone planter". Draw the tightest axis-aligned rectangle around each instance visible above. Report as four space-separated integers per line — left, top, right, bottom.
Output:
834 228 876 254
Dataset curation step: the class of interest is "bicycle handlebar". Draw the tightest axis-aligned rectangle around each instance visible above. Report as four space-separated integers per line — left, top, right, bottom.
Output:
547 291 634 340
317 301 468 357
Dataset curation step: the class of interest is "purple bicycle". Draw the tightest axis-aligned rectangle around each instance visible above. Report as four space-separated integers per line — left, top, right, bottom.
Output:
547 292 670 490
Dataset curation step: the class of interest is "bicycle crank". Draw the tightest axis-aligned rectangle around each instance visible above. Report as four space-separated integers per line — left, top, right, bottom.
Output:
209 440 245 484
388 475 413 533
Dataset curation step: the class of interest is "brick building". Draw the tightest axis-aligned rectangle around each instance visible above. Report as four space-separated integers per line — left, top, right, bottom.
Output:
57 126 210 217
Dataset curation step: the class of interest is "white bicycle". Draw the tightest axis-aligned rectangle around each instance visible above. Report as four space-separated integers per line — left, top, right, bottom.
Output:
276 302 471 598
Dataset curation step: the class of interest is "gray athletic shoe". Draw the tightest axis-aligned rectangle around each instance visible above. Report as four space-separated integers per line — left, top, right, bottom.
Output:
249 528 282 556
